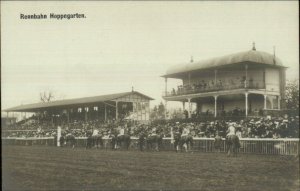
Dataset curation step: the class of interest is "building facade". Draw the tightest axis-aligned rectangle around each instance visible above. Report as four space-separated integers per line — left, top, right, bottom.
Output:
4 91 154 125
162 47 286 118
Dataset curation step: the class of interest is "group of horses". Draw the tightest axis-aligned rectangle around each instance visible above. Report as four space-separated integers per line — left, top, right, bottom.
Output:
60 131 241 157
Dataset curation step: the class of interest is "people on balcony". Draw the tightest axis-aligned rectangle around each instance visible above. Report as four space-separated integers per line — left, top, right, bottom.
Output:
168 76 260 96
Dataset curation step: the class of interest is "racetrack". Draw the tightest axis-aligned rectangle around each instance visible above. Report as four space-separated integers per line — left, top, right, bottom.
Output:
2 146 299 191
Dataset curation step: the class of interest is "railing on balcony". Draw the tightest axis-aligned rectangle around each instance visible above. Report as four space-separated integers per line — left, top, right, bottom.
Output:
164 80 265 97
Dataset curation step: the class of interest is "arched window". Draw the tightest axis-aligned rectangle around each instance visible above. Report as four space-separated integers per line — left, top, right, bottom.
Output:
78 108 82 113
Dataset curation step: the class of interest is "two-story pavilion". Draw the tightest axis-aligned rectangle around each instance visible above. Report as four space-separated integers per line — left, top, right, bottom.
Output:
162 46 287 118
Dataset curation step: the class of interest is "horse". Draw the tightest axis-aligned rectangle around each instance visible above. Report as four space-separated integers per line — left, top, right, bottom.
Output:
86 135 93 149
111 134 131 150
86 134 103 149
92 134 103 149
138 132 147 151
173 132 194 152
226 134 240 157
59 136 65 147
65 134 76 149
146 133 164 151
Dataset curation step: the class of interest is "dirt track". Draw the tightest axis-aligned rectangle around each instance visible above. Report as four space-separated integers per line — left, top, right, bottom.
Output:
2 146 299 191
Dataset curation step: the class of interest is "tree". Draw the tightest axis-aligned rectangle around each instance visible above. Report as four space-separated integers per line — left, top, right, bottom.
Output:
40 91 55 102
150 105 158 119
284 80 299 110
157 102 166 118
150 102 166 120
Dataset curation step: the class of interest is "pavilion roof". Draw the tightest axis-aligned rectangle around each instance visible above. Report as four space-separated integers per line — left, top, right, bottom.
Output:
4 91 154 112
162 50 286 78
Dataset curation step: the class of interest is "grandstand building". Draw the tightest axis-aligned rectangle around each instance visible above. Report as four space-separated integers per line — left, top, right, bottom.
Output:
162 45 287 118
4 91 154 125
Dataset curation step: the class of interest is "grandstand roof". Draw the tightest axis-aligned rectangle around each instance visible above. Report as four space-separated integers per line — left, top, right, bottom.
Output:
4 91 154 112
162 49 286 78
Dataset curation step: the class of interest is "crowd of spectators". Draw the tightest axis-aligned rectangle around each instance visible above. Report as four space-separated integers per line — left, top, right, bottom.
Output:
170 77 260 96
2 115 299 139
3 129 56 138
165 116 299 138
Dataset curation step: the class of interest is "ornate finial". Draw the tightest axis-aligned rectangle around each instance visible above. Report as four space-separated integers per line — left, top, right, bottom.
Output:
132 86 134 92
252 42 256 51
190 56 193 63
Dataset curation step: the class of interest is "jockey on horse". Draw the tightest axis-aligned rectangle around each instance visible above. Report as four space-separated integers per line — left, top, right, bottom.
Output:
92 128 103 148
137 124 147 151
226 122 241 157
173 123 194 152
111 125 131 150
65 131 76 149
86 128 103 149
180 124 194 152
146 126 163 151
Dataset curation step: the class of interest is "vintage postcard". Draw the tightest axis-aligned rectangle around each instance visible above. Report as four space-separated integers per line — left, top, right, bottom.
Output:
1 1 299 190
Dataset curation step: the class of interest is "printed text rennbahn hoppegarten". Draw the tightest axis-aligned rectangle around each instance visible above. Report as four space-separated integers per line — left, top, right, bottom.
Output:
20 13 86 20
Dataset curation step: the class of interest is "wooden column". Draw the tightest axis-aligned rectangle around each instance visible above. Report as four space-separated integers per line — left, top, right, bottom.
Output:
165 100 168 119
245 64 248 88
264 95 267 109
245 93 249 117
85 107 88 122
188 98 191 118
214 95 218 118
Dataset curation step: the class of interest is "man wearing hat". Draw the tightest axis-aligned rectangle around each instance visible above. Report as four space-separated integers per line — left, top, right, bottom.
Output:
118 126 125 137
181 125 190 137
226 122 236 138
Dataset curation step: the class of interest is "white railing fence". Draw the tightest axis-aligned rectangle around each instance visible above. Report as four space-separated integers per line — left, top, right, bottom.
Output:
2 137 299 156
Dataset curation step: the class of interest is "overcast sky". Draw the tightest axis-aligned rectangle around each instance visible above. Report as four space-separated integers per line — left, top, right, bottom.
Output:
1 1 299 110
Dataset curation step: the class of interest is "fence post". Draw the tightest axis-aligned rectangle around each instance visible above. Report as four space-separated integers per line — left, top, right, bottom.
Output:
57 126 61 147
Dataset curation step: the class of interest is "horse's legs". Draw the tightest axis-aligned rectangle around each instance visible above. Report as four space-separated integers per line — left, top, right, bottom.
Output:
182 142 187 152
234 145 238 157
227 144 231 157
155 142 158 151
173 141 177 152
139 141 143 151
126 140 130 150
111 139 115 150
190 140 194 152
180 142 185 153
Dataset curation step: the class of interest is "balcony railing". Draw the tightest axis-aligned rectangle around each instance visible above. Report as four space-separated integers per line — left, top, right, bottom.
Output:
163 82 265 97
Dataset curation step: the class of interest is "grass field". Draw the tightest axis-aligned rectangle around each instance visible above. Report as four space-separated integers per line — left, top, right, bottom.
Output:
2 145 299 191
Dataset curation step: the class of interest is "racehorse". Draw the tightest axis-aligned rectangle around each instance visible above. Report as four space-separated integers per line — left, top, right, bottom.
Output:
85 130 104 149
226 134 240 157
111 134 131 150
59 136 65 147
138 132 147 151
86 135 93 149
92 134 103 149
146 133 164 151
173 132 194 152
86 134 103 149
65 134 76 149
